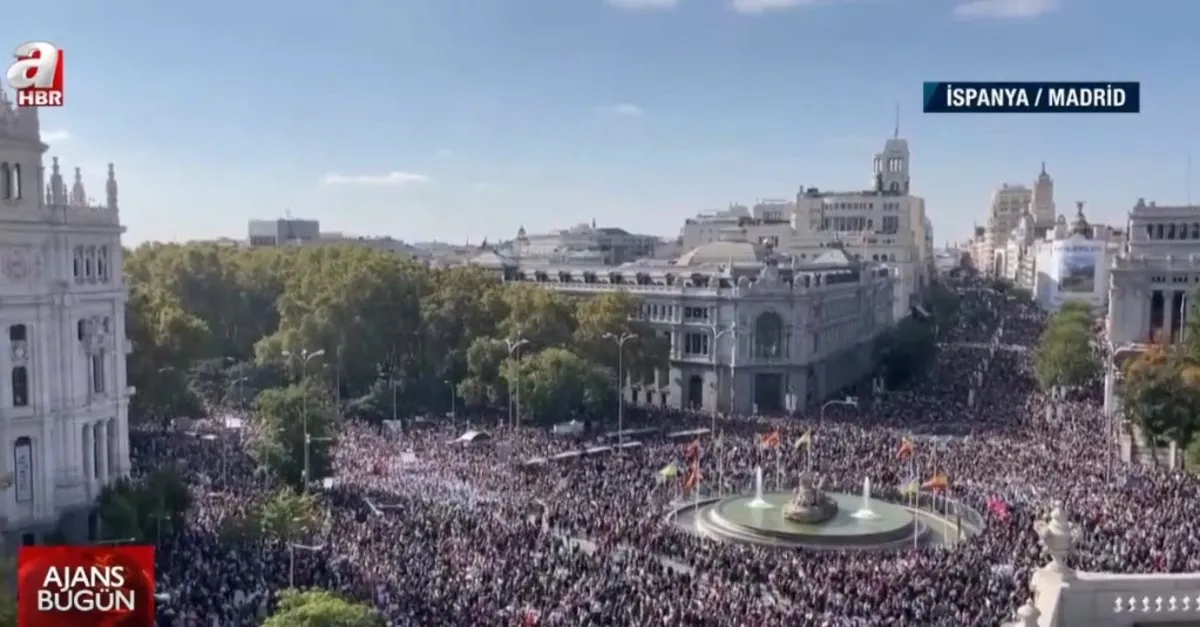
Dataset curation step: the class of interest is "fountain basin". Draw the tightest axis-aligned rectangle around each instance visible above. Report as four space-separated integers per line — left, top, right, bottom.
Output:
693 491 928 550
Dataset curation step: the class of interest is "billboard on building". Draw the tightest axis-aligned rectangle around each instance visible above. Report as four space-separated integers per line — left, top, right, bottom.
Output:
1057 244 1101 294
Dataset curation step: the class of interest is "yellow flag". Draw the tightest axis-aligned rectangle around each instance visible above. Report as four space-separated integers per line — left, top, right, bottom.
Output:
793 432 812 450
899 479 919 496
658 463 679 479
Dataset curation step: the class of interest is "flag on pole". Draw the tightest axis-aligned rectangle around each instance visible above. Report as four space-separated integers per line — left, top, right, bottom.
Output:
897 438 915 460
684 439 701 461
899 478 919 496
684 467 700 493
658 463 679 479
760 429 781 449
793 431 812 450
922 471 950 492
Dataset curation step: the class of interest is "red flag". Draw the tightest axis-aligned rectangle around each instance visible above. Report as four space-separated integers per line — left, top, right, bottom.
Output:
684 439 701 461
759 429 781 449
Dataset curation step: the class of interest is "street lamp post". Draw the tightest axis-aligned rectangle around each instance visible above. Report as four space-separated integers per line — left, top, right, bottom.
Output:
304 433 333 493
602 332 638 448
818 396 859 472
282 349 326 492
505 338 529 429
710 324 740 433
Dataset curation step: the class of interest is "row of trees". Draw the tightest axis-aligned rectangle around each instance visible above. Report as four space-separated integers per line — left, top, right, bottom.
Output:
1034 301 1100 392
127 243 669 429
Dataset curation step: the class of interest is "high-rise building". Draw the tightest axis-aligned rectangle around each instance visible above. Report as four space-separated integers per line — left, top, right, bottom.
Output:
0 93 130 544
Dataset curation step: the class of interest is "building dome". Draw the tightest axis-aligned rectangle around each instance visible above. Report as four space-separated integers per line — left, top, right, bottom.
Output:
676 227 766 266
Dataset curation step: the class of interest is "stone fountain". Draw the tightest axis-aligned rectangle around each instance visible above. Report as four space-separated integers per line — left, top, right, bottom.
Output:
781 470 839 524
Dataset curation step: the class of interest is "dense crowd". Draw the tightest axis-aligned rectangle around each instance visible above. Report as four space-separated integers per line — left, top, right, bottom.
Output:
139 280 1200 627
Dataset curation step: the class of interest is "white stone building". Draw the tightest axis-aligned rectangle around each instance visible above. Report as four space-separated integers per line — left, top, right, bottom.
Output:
468 232 895 415
0 95 129 545
678 135 933 322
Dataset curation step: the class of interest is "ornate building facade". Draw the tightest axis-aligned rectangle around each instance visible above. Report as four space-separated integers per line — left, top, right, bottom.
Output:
0 93 130 545
470 228 895 414
678 133 932 323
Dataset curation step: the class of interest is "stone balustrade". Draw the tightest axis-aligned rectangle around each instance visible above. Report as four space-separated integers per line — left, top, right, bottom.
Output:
1005 503 1200 627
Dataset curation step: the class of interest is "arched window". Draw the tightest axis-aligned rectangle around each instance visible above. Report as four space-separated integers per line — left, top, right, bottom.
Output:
754 311 785 359
97 246 109 281
73 246 83 280
85 246 95 278
11 163 20 199
0 162 10 199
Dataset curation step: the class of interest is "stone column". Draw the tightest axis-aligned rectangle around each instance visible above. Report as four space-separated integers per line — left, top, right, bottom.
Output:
1164 289 1176 341
81 424 93 485
96 421 109 484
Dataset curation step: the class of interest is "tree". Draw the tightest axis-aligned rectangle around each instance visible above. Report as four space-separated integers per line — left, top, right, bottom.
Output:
252 384 336 487
260 488 320 542
262 589 382 627
98 468 191 543
926 282 960 338
1123 332 1200 451
1034 305 1099 391
877 317 937 387
501 347 614 423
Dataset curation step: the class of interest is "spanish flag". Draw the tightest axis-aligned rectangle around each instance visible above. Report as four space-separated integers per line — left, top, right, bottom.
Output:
922 471 950 493
684 467 700 493
793 431 812 450
897 438 915 461
684 439 701 461
760 429 781 449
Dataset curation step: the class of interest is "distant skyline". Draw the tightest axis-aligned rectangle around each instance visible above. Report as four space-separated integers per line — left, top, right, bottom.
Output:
8 0 1198 246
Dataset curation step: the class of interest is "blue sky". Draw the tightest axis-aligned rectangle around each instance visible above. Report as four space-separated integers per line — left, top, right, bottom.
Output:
7 0 1198 246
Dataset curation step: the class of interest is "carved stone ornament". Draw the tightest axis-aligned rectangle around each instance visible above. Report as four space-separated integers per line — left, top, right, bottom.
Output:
1 247 35 282
1033 501 1082 579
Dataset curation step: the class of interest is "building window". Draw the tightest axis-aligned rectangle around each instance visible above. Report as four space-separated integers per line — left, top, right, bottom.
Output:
77 319 88 341
91 353 106 394
12 367 28 407
97 246 110 282
684 333 710 356
72 246 83 280
85 246 96 279
9 324 26 342
10 164 21 199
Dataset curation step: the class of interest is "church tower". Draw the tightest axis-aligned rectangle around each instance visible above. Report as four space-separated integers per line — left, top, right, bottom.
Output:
1031 162 1055 227
872 109 910 194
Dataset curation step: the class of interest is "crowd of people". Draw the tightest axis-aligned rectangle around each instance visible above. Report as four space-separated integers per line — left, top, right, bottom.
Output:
137 279 1200 626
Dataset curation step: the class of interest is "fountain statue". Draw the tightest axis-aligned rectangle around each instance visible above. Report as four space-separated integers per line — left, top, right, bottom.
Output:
782 470 839 524
850 477 879 520
746 466 773 509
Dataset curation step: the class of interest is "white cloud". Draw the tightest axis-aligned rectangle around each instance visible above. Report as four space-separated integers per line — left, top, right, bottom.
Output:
40 129 70 143
320 171 431 186
729 0 827 14
605 0 680 10
954 0 1057 19
597 103 644 117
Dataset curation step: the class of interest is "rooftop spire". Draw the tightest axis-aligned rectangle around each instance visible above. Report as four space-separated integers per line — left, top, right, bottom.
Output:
1041 161 1046 175
893 102 900 139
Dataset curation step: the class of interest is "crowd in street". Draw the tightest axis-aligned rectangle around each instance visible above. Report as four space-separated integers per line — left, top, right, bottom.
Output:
141 282 1200 627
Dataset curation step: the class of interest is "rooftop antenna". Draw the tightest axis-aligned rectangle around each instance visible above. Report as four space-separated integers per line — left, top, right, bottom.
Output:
893 102 900 139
